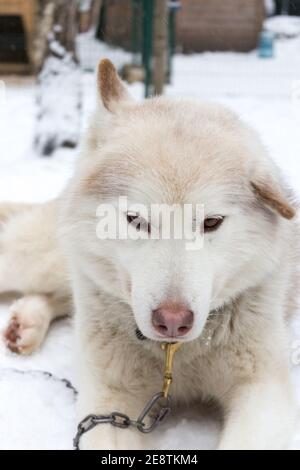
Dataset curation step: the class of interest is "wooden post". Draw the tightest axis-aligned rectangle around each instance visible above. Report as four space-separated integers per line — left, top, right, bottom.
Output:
91 0 103 28
34 0 78 70
153 0 168 96
142 0 154 98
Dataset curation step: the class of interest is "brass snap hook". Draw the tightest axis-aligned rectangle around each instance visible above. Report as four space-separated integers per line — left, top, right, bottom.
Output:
161 342 182 398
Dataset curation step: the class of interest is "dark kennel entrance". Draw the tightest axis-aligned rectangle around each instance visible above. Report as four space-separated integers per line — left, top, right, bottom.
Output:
275 0 300 15
0 15 28 63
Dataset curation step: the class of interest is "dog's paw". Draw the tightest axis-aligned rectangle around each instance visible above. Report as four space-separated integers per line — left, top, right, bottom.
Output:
4 314 46 355
3 298 50 355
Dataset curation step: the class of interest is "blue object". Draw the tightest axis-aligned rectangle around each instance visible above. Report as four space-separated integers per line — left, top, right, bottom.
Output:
258 31 275 58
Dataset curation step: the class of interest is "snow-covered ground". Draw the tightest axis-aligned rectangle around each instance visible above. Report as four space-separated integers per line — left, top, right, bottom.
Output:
265 15 300 37
1 31 300 449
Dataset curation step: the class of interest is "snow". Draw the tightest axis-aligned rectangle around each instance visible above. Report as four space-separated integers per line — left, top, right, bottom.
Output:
265 15 300 38
0 368 76 450
1 30 300 450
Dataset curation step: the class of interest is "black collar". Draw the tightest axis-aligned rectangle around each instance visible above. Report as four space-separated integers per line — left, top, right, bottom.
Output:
135 328 147 341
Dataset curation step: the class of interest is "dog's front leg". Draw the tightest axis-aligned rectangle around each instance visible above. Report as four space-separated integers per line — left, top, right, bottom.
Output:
218 375 296 450
76 386 154 450
71 272 156 450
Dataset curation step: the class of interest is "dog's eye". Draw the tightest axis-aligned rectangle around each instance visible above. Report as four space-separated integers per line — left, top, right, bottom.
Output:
204 216 224 232
126 213 151 233
127 213 139 225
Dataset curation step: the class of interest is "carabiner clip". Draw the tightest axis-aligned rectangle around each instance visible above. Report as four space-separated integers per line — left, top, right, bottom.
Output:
136 392 171 433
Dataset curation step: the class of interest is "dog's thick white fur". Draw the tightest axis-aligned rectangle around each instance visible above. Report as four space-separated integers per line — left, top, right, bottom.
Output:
1 60 299 450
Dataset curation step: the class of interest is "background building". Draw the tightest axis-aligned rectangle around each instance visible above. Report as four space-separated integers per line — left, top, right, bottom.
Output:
101 0 265 53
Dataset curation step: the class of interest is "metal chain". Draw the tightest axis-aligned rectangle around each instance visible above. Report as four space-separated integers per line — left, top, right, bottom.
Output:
73 342 182 450
73 392 172 450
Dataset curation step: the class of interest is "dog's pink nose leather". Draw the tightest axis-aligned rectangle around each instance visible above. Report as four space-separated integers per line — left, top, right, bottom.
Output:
152 303 194 338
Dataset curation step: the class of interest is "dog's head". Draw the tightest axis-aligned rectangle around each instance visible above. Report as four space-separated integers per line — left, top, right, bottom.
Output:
63 59 296 343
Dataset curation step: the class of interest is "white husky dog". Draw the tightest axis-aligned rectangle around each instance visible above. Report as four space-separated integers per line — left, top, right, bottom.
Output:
1 59 299 450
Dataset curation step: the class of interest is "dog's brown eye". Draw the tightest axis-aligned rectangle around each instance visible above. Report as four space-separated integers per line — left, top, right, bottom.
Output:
126 213 151 234
204 216 224 232
127 213 138 225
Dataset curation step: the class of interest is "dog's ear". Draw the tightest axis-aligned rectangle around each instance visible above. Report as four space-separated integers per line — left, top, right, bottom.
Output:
97 59 132 112
251 180 296 220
